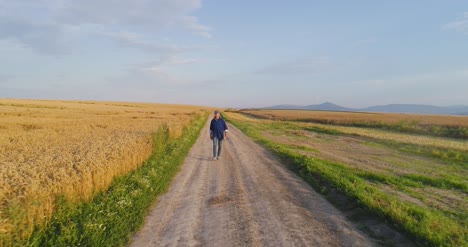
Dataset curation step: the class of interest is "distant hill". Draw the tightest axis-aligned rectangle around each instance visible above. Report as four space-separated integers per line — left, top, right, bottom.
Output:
263 103 468 115
303 102 353 112
266 102 352 112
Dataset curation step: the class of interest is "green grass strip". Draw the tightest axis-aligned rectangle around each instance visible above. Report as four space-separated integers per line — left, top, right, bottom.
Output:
6 113 208 247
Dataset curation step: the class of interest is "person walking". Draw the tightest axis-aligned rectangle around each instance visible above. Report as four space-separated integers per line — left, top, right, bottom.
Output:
210 110 228 160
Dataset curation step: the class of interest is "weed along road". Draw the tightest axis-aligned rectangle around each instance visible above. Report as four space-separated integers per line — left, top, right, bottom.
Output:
131 119 375 247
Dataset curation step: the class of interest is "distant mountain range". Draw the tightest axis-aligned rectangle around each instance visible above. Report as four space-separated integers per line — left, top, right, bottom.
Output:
263 102 468 115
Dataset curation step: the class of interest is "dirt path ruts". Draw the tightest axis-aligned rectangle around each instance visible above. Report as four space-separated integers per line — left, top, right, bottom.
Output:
131 119 375 247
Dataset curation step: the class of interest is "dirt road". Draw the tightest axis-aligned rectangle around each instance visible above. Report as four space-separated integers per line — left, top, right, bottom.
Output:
131 120 375 247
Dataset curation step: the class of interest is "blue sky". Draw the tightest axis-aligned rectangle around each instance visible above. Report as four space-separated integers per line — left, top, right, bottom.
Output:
0 0 467 108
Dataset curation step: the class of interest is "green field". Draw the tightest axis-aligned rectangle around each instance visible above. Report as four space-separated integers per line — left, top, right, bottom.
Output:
224 110 468 247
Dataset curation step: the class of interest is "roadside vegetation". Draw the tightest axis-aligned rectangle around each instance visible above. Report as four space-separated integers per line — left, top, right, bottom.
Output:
225 111 467 247
0 99 208 246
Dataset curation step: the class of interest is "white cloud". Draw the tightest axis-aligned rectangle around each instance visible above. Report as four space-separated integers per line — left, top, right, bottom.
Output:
177 15 212 38
108 55 200 88
56 0 211 38
98 31 199 54
444 11 468 34
0 0 71 54
0 18 70 54
0 0 211 54
137 55 194 68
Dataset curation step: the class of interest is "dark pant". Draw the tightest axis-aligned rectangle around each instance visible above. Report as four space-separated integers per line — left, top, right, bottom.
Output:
213 137 223 157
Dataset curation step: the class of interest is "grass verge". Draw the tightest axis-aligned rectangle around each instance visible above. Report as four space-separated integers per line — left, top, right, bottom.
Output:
3 113 207 247
225 112 467 247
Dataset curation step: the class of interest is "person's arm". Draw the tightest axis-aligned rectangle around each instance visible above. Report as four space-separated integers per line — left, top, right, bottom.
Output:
223 120 228 139
209 120 214 140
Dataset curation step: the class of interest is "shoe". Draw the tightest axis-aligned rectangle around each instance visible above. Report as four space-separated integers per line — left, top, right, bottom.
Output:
213 157 217 161
216 157 220 160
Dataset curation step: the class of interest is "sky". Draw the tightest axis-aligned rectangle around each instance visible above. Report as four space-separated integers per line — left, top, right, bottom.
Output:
0 0 467 108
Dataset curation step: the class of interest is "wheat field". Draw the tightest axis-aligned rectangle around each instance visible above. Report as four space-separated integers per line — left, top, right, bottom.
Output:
0 99 208 239
243 109 468 127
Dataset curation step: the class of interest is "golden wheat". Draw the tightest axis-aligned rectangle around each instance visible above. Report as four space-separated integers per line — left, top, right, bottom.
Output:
0 99 208 238
243 109 468 127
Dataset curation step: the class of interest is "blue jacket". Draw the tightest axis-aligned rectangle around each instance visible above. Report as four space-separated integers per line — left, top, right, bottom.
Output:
210 118 228 139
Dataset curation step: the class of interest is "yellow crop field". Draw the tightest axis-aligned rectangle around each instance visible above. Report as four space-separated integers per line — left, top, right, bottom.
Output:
243 109 468 127
297 122 468 151
241 109 468 140
0 99 208 239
